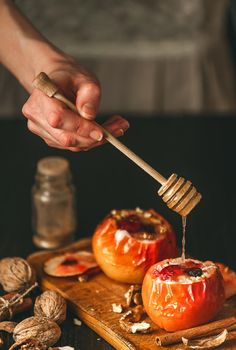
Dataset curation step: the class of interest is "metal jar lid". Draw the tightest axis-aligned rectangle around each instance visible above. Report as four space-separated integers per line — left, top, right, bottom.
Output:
37 157 70 177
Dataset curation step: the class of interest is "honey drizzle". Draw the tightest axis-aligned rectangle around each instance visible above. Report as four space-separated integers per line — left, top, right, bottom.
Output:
181 216 187 261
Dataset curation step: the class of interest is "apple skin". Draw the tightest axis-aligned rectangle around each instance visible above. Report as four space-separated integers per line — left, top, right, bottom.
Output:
142 260 225 331
92 209 177 284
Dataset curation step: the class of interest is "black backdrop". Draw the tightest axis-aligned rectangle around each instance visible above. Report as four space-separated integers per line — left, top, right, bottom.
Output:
0 115 235 270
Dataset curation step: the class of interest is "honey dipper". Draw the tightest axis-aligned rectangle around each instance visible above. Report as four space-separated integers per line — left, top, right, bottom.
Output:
33 72 202 216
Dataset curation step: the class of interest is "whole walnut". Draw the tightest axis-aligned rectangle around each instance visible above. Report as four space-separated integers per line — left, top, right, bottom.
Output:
13 316 61 349
0 257 36 292
34 291 67 324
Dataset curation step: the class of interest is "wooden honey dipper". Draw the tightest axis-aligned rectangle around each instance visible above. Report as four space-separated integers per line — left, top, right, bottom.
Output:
33 72 202 216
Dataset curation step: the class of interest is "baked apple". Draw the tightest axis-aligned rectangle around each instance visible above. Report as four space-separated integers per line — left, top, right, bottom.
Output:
92 208 177 284
142 258 225 331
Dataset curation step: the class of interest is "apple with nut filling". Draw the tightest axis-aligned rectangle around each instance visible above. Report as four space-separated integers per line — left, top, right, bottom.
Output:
92 208 177 284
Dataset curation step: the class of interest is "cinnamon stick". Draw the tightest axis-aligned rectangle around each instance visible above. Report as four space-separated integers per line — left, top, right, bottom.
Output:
156 316 236 346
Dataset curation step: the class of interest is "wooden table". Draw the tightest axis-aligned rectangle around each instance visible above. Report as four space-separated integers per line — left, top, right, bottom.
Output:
0 116 235 349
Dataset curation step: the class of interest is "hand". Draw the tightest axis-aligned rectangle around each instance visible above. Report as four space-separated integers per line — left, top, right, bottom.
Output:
22 59 129 151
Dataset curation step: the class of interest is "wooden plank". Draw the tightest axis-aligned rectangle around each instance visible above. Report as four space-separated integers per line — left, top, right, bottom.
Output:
28 239 236 350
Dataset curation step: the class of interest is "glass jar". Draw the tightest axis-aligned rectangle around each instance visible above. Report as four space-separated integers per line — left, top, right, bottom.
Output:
32 157 77 249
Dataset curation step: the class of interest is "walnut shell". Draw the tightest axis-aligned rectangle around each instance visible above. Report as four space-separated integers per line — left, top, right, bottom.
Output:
0 258 36 292
13 316 61 349
34 291 67 324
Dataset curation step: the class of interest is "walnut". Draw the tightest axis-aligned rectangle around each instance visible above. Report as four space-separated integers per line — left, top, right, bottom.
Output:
0 258 36 292
13 316 61 349
34 291 66 324
119 310 151 334
133 292 142 306
124 285 141 306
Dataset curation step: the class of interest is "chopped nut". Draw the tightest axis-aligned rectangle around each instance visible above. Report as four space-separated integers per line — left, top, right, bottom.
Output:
111 210 117 215
73 318 82 326
112 304 123 314
133 293 143 305
129 322 151 334
131 305 145 322
78 275 88 283
144 212 151 218
124 285 141 306
119 311 151 334
135 207 143 213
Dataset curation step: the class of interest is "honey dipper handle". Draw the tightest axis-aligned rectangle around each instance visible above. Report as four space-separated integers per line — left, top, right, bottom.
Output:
33 72 167 186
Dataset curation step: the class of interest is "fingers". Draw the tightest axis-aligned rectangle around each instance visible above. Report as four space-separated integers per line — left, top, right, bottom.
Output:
22 87 130 152
75 81 101 120
84 115 130 151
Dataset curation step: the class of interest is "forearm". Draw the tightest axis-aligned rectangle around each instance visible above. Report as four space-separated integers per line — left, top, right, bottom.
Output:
0 0 69 92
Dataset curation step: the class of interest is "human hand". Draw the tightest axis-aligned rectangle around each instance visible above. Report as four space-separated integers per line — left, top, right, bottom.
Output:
22 59 129 151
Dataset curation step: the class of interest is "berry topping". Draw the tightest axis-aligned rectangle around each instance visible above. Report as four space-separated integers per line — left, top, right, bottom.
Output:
61 257 78 266
153 265 183 280
185 268 203 277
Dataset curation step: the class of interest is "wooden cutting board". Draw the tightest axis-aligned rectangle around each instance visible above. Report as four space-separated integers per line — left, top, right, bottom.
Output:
28 238 236 350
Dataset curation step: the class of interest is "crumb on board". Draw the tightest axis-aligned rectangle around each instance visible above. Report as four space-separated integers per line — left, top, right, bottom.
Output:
112 303 123 313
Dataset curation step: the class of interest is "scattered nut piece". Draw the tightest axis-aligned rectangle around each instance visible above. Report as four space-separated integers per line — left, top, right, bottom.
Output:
130 322 151 334
112 304 123 314
131 305 145 322
124 285 141 306
144 212 151 218
73 318 82 326
133 292 142 306
182 329 228 349
135 207 143 213
78 275 88 283
0 321 17 333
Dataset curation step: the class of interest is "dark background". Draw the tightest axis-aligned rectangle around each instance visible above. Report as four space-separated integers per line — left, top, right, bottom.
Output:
1 116 235 268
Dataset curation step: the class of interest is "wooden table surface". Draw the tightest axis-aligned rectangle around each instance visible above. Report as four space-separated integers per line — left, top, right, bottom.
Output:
0 115 236 349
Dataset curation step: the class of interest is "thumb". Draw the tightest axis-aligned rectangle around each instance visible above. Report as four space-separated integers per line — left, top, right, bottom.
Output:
75 81 101 120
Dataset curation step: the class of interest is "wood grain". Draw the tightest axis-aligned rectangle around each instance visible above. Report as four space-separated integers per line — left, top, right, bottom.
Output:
28 239 236 350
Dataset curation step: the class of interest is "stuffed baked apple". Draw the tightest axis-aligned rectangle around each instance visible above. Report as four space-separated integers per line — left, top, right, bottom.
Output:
92 208 177 284
142 258 225 331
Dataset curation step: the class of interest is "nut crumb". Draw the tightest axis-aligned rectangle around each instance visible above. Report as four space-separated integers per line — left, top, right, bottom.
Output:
73 318 82 327
130 321 151 334
78 274 88 282
135 207 143 213
144 212 151 218
112 303 123 314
